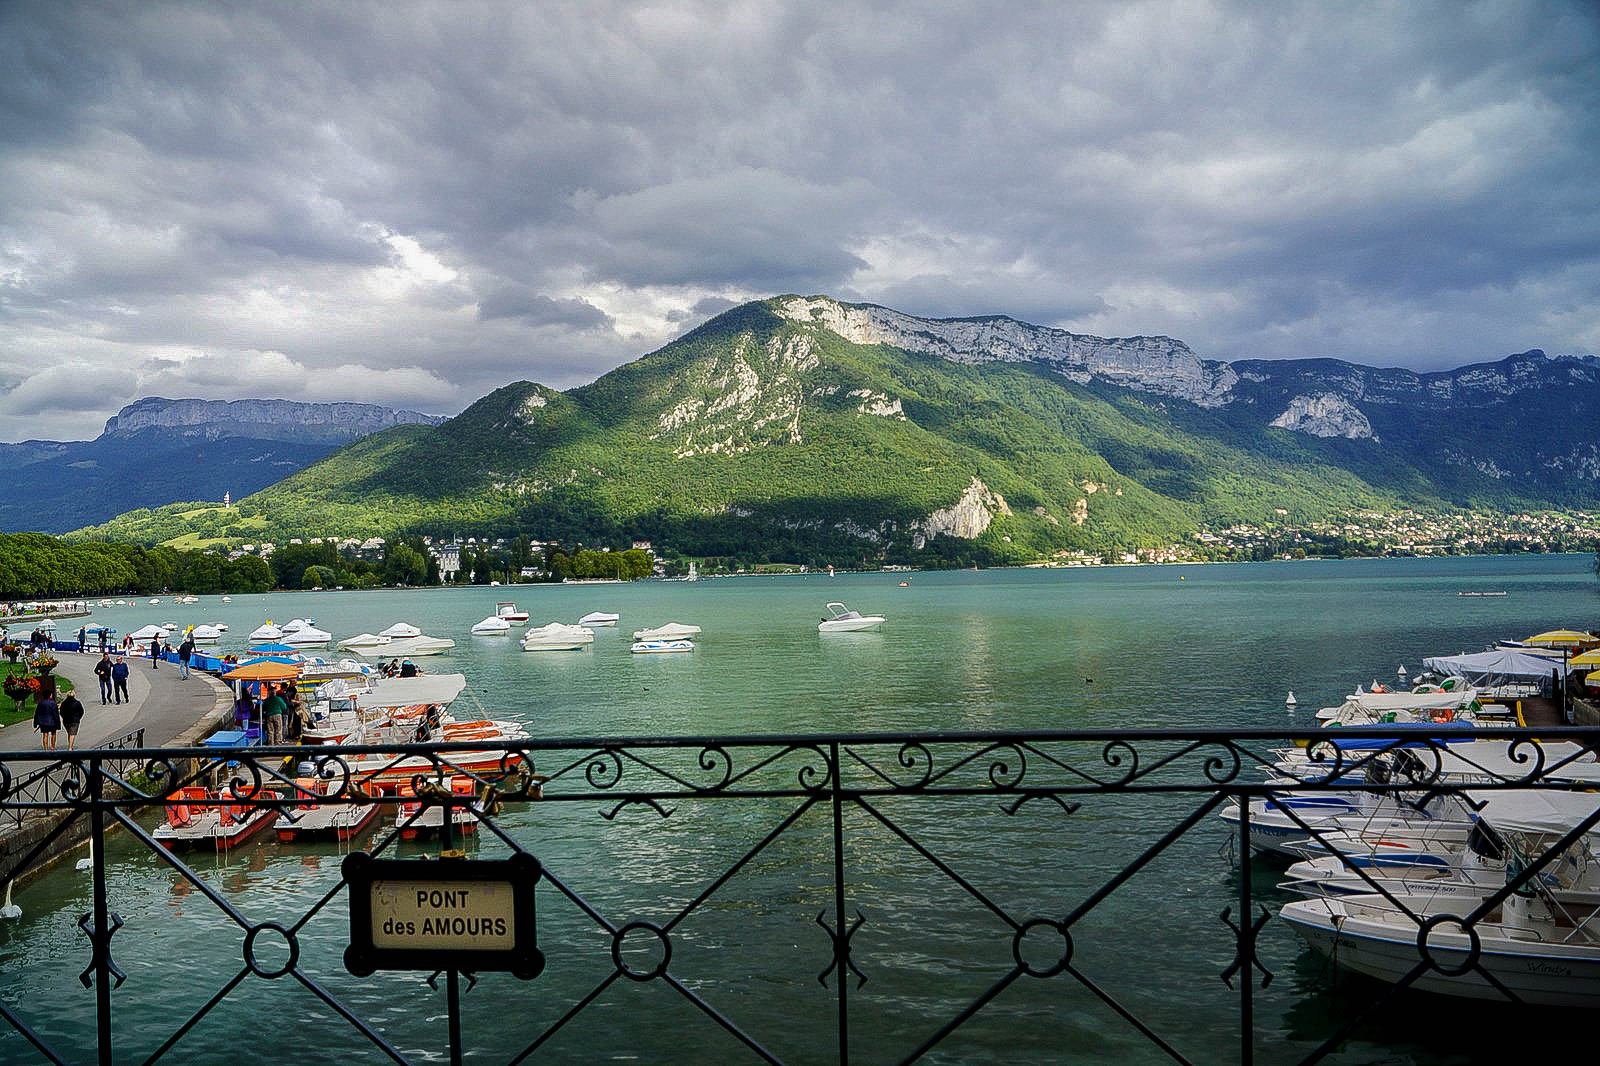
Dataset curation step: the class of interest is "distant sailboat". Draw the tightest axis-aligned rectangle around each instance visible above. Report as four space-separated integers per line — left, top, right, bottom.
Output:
685 561 698 581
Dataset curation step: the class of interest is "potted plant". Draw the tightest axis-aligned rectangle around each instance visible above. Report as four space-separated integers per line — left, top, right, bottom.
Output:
34 654 57 676
1 643 17 663
4 673 37 711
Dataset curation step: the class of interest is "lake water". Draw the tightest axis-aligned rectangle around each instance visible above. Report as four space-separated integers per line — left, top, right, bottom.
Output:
2 554 1596 1064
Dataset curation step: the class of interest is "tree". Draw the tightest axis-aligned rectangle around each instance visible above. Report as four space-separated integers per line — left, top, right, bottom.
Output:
303 564 337 589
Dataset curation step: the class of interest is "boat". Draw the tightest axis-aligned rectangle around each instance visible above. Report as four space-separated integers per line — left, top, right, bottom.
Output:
249 622 284 643
337 633 391 651
179 595 198 604
631 638 694 654
381 635 456 657
380 622 423 639
221 596 232 603
578 611 620 627
394 777 480 840
274 778 381 842
281 625 333 648
154 787 282 851
471 616 512 635
1281 887 1600 1005
685 561 698 581
818 602 885 633
633 622 701 641
495 602 530 625
187 624 225 644
521 622 594 651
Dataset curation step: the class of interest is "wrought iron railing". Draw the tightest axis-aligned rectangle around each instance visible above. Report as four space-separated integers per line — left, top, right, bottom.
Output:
1 727 1598 1065
0 728 145 831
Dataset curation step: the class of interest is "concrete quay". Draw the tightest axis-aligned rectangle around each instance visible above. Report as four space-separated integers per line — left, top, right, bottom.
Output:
0 648 237 890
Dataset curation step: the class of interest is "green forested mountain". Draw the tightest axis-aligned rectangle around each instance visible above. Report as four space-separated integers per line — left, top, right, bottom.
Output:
74 296 1600 565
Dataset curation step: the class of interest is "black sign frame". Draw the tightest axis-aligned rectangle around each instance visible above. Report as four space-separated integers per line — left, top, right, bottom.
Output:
343 851 543 979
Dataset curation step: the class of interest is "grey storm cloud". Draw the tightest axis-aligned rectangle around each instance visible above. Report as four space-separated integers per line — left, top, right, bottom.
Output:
1 0 1597 441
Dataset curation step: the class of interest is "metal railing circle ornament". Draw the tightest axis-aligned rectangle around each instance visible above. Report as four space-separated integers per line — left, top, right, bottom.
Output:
1012 918 1073 978
243 921 301 979
611 921 672 982
1415 913 1482 977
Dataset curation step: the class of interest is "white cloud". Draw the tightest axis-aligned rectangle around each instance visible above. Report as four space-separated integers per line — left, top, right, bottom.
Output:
0 0 1595 442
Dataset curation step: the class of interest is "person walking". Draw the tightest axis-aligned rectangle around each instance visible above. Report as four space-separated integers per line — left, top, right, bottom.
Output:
261 683 287 746
33 690 60 750
149 634 161 669
111 656 129 704
177 634 195 680
94 652 113 704
77 626 87 653
59 691 84 749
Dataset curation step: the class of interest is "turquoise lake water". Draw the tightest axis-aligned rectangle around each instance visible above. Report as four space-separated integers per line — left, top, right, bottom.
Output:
2 554 1596 1064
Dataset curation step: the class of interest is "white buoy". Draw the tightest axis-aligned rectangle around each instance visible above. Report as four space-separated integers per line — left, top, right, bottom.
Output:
1285 691 1297 706
1 881 20 919
1398 665 1407 677
76 839 94 871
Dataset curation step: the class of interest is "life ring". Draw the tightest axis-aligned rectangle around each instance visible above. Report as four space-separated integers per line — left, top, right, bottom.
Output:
1432 708 1454 723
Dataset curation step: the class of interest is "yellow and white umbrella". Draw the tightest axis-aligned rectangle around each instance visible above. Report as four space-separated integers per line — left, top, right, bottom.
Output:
1524 629 1599 648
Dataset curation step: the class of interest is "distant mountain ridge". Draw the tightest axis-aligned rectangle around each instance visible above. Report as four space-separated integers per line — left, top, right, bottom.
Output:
3 398 444 534
76 297 1600 561
101 397 443 443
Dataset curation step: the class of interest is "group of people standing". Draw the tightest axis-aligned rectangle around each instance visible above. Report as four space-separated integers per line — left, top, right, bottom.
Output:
234 681 309 746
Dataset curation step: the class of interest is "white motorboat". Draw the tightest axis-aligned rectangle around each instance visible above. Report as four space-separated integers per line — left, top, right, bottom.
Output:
338 633 391 651
187 624 225 644
471 616 512 636
521 622 594 651
631 638 694 654
281 625 333 648
249 622 284 642
1281 889 1600 1006
279 617 314 635
633 622 701 641
127 623 168 642
818 602 885 633
578 611 620 627
495 602 530 625
381 635 456 657
380 622 423 639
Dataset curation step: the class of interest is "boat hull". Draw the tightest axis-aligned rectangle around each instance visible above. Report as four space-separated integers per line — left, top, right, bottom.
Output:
1282 895 1600 1006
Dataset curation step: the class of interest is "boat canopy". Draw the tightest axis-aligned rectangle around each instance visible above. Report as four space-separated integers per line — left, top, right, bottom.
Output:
1421 649 1576 681
354 673 468 709
1464 789 1600 837
1345 690 1478 713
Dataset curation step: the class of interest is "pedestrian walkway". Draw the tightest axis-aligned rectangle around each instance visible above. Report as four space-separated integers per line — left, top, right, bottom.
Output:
0 646 231 752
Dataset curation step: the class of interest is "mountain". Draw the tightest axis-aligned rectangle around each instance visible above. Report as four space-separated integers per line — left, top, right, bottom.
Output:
3 398 444 534
75 297 1600 562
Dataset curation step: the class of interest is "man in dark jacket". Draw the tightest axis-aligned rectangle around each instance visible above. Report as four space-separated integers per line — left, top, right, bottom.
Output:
111 656 129 703
177 634 195 680
149 634 161 669
94 652 113 703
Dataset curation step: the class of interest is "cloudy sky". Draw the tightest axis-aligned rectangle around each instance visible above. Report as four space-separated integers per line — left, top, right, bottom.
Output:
2 1 1597 441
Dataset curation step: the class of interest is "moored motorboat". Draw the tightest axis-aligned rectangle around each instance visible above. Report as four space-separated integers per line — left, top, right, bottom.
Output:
818 602 885 633
632 621 701 641
495 602 529 625
521 622 594 651
578 611 619 627
249 622 284 643
281 625 333 648
631 638 694 654
187 624 225 644
381 635 456 656
338 633 391 651
471 616 512 635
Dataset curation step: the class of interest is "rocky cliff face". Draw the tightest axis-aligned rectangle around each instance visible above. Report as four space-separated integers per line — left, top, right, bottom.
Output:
1269 394 1375 439
102 398 444 443
775 295 1239 406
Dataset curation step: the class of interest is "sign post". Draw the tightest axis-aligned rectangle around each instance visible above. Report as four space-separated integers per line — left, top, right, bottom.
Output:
343 851 543 980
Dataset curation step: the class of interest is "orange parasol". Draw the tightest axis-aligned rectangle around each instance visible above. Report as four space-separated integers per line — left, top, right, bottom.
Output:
222 661 303 682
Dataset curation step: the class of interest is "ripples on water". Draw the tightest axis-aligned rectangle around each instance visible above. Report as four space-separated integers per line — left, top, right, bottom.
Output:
2 555 1594 1063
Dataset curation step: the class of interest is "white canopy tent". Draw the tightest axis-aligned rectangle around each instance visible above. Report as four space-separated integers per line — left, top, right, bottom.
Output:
1421 649 1575 684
